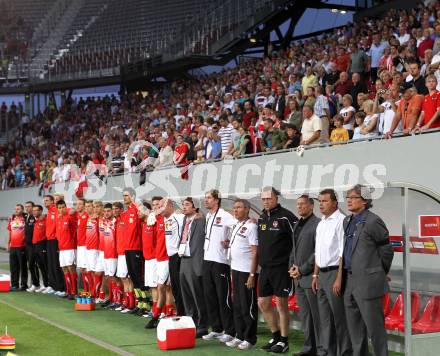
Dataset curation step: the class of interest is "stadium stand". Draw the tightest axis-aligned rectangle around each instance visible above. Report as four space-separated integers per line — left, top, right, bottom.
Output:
1 1 440 190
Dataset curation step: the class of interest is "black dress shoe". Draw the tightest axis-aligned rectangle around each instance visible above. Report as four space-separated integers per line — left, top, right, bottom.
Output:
20 286 28 291
196 328 208 338
10 286 19 292
67 295 75 301
145 318 159 329
101 300 111 308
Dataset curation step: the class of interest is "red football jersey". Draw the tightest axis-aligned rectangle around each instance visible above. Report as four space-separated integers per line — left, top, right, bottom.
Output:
32 216 47 244
120 203 141 251
45 204 58 240
103 218 117 259
115 216 125 256
85 216 99 250
77 212 88 247
98 217 106 252
142 221 156 260
56 213 77 251
8 215 25 248
155 215 168 262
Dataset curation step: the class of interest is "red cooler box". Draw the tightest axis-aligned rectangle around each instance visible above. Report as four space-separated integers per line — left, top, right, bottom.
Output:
157 316 196 350
0 275 10 293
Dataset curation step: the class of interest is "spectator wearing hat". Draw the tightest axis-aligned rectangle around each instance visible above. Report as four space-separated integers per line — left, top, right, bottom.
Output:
343 185 394 356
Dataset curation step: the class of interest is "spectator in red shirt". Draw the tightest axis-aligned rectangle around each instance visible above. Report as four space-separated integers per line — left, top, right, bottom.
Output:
8 204 27 291
334 72 353 97
418 29 434 60
56 199 78 299
32 204 49 292
415 75 440 131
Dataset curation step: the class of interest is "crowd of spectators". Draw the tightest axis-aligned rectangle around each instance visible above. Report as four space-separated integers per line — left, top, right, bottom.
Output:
1 1 440 190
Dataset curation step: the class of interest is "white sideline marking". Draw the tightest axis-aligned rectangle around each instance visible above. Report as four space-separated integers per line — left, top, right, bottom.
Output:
0 299 134 356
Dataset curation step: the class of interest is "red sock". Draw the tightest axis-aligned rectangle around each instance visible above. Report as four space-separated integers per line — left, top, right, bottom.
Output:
128 291 135 309
99 290 105 300
123 292 129 307
107 281 113 302
152 301 157 315
70 272 78 296
93 274 103 298
153 305 162 319
165 304 175 316
81 273 88 293
64 273 71 295
87 272 94 294
117 286 123 303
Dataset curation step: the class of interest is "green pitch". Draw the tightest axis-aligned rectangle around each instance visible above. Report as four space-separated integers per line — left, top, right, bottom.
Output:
0 291 405 356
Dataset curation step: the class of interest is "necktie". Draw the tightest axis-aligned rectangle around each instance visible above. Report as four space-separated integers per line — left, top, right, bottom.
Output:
181 219 192 244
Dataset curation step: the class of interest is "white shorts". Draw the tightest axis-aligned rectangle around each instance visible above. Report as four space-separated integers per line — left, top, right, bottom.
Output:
116 255 128 278
104 258 117 277
86 249 99 271
94 251 105 272
144 258 158 288
76 246 87 269
156 260 170 285
59 249 76 267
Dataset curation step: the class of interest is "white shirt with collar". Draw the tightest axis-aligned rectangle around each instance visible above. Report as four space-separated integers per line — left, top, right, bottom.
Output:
315 209 346 268
204 208 236 265
229 219 259 273
164 212 185 256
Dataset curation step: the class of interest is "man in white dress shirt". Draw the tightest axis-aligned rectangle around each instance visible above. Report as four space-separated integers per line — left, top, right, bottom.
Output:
312 189 352 356
202 189 236 343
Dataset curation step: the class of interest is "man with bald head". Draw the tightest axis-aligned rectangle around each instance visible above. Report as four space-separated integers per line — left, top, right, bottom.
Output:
334 72 353 96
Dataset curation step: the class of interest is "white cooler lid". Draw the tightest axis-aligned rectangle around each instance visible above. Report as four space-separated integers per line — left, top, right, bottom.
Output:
157 316 195 341
0 274 10 282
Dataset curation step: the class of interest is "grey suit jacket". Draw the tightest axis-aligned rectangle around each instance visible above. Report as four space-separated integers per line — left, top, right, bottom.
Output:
288 214 320 289
183 216 206 277
343 209 394 300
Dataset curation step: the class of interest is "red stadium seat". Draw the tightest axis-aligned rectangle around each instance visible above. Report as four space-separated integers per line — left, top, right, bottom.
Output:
384 292 420 331
412 296 440 334
288 295 299 312
383 293 391 317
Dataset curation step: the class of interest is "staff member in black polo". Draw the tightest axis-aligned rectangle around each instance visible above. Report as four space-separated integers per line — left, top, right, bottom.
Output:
289 195 323 356
24 201 38 292
343 185 394 356
257 187 298 354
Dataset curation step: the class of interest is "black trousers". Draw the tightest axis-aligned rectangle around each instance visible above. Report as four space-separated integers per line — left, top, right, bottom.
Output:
25 244 40 287
169 253 185 316
9 247 27 288
46 239 65 291
125 250 143 289
232 270 258 344
34 241 49 287
202 260 235 336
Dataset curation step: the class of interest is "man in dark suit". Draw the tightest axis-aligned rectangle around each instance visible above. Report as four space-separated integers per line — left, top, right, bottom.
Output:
179 197 209 338
289 195 323 356
343 185 394 356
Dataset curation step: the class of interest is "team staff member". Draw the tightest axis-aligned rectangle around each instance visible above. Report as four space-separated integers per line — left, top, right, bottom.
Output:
24 201 39 292
75 198 89 293
101 203 118 307
121 188 142 312
163 199 185 316
257 187 297 354
7 204 27 291
343 185 394 356
43 194 65 295
146 197 169 329
179 197 208 338
202 189 236 343
289 195 323 356
312 189 352 356
32 205 49 292
226 199 259 350
56 200 78 300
